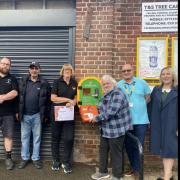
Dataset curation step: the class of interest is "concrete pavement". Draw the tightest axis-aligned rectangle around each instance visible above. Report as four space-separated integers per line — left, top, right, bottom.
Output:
0 160 178 180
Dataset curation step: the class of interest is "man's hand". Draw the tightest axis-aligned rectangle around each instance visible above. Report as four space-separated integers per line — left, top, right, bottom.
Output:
0 95 4 104
16 113 19 121
0 90 18 103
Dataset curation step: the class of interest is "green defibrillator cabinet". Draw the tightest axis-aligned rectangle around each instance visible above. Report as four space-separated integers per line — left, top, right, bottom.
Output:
77 77 103 122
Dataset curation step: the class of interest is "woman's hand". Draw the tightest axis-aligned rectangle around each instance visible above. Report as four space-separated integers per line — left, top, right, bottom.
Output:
90 115 97 123
66 102 73 108
68 99 76 106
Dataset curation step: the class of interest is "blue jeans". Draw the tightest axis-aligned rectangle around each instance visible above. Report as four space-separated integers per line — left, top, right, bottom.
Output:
21 113 42 161
125 124 148 172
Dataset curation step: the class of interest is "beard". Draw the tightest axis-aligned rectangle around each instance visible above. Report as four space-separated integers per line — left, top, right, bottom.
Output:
31 72 38 78
0 67 9 75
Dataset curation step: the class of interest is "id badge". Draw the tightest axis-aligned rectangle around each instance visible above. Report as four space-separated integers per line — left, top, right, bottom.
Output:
129 102 133 107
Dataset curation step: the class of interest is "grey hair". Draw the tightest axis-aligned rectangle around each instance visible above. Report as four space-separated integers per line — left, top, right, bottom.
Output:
101 75 117 87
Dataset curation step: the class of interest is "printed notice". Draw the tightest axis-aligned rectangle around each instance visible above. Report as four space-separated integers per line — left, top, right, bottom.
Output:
54 106 74 121
137 37 168 80
142 2 178 32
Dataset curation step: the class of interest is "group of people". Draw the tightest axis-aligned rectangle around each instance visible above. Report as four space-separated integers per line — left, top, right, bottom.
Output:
0 57 77 174
90 65 178 180
0 56 178 180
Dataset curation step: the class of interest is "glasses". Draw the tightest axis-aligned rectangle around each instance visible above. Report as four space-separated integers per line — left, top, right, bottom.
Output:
0 62 10 66
122 69 132 73
102 82 111 86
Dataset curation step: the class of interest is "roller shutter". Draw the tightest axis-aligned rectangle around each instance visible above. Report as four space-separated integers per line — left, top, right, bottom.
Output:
0 26 75 160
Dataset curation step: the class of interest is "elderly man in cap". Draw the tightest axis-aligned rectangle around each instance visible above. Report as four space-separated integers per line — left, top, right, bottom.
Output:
17 61 50 169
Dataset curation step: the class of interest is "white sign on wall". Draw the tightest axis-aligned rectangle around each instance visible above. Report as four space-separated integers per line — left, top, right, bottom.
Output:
142 2 178 32
136 37 168 80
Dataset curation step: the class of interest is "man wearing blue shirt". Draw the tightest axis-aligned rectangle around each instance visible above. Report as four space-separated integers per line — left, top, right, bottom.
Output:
117 64 151 178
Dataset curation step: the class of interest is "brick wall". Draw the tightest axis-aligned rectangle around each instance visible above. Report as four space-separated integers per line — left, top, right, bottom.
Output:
75 0 114 80
74 0 178 166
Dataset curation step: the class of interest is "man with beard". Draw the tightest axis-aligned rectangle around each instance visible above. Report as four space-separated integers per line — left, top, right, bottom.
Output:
0 57 18 170
18 61 50 170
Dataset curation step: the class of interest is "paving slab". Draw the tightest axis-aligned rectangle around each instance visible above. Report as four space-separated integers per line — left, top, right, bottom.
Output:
0 160 178 180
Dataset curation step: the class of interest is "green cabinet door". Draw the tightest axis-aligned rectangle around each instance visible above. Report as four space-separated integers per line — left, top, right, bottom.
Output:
77 77 103 106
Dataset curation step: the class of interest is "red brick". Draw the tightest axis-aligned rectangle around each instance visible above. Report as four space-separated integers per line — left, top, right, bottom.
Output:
75 0 178 166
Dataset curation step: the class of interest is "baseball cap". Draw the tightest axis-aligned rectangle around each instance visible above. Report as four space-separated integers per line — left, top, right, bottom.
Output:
29 61 40 68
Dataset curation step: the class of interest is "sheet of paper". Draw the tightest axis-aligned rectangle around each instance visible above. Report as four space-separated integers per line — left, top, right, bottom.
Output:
54 106 74 121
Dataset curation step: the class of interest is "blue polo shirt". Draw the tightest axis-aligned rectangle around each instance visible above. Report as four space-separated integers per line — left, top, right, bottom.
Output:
117 77 151 125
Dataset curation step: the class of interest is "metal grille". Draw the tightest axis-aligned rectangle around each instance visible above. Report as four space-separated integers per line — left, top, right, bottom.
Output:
0 123 65 160
0 0 76 10
0 26 75 159
0 27 74 84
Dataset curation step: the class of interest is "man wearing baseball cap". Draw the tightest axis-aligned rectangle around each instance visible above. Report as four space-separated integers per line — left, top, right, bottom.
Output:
17 61 50 169
29 61 40 69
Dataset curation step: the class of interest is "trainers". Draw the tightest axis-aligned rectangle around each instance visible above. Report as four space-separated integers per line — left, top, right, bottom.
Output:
18 160 29 169
111 176 124 180
156 176 174 180
5 158 14 170
91 172 110 180
51 160 60 171
33 160 42 169
124 170 134 177
61 163 72 174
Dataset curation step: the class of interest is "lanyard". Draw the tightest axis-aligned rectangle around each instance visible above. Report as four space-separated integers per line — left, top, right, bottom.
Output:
124 82 135 98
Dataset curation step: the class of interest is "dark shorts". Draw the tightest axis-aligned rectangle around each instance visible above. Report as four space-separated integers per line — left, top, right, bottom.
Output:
0 115 15 138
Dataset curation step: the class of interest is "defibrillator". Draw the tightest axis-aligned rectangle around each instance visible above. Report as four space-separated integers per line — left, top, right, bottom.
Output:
77 77 103 123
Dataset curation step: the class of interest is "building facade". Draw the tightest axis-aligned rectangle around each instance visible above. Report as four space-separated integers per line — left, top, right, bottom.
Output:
0 0 178 166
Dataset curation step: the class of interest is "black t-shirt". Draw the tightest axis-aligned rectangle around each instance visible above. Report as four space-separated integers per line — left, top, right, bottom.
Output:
51 76 77 106
0 74 18 116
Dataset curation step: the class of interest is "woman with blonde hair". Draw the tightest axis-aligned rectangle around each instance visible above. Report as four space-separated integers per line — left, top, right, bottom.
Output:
149 67 178 180
50 64 77 174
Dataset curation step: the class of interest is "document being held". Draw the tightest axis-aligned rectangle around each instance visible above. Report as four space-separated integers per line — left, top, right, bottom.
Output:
54 106 74 121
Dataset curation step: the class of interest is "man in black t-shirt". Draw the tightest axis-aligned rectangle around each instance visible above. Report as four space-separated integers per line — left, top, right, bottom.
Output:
0 57 18 170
